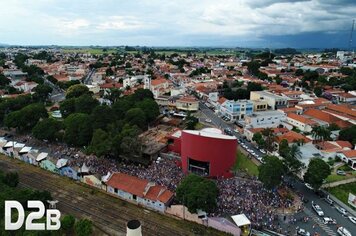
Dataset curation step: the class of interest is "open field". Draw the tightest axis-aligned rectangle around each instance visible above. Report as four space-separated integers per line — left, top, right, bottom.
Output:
0 155 227 236
62 48 118 55
327 182 356 210
233 151 259 176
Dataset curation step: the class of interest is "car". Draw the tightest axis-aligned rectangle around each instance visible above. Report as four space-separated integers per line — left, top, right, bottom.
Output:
312 201 324 216
324 195 334 206
337 227 352 236
315 190 326 198
296 227 310 236
305 183 313 190
259 149 266 154
336 170 346 176
323 217 337 225
348 216 356 224
205 119 212 123
336 206 348 216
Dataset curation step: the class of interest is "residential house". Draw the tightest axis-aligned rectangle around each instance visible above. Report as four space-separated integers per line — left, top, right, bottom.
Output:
250 91 289 110
337 150 356 170
175 96 199 112
244 110 287 128
286 113 318 132
106 173 174 212
219 100 254 121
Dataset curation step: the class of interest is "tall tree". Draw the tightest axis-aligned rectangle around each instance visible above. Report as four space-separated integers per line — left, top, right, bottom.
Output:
261 128 276 152
33 84 53 102
88 129 112 157
125 108 146 129
32 118 62 142
258 156 285 189
283 144 304 175
75 219 93 236
66 84 90 99
136 98 160 123
75 94 99 114
252 132 265 148
64 113 93 146
176 174 218 213
304 158 331 190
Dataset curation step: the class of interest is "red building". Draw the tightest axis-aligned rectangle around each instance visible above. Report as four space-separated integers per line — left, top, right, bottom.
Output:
168 128 237 178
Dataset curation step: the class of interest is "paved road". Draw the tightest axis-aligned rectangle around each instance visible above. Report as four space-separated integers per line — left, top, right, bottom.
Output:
83 68 95 85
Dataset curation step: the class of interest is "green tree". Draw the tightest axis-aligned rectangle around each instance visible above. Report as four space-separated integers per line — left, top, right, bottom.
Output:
261 128 276 152
125 108 146 129
75 219 93 236
90 105 115 131
313 87 322 97
0 73 11 87
258 156 285 189
32 118 62 142
295 69 304 76
185 113 199 130
278 139 289 157
33 84 53 102
105 67 114 76
60 98 76 118
104 88 122 103
112 98 134 120
311 126 331 143
304 158 331 190
252 132 265 148
66 84 90 99
247 61 260 75
136 98 159 123
88 129 112 157
132 88 154 101
4 103 48 132
339 125 356 145
283 144 304 174
64 113 93 146
2 172 19 187
176 174 218 213
75 94 99 114
247 82 263 92
61 215 75 232
119 125 142 162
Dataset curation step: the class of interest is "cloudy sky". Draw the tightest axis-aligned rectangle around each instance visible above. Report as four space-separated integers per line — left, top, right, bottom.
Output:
0 0 355 48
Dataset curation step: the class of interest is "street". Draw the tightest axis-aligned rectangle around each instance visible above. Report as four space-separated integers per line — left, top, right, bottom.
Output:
198 102 356 235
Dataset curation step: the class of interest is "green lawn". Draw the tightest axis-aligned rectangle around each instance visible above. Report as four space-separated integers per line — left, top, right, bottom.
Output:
232 151 259 176
327 182 356 210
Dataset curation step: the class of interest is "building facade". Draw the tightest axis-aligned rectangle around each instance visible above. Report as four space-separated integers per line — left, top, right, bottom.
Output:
219 100 253 121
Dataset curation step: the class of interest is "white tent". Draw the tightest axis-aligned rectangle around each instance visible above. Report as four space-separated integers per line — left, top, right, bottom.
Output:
4 141 16 148
19 146 32 154
14 143 25 148
56 159 68 169
36 152 48 162
79 163 90 173
231 214 251 227
101 172 111 182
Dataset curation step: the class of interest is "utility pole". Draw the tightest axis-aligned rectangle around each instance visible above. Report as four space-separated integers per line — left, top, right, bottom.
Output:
349 19 355 54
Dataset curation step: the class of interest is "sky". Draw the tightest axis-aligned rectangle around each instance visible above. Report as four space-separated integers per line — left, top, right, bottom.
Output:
0 0 355 48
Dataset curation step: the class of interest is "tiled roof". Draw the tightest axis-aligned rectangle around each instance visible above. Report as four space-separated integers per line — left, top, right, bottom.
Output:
326 104 356 118
287 113 317 125
276 131 311 143
341 150 356 159
151 78 168 86
303 109 352 128
106 173 173 204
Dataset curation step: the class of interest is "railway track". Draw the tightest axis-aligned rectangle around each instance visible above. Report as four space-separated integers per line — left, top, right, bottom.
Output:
1 157 203 236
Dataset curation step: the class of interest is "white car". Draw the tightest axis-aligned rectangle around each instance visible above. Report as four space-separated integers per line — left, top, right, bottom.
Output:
259 149 266 154
312 201 324 216
337 227 352 236
305 183 313 190
336 206 348 216
348 216 356 224
323 217 337 225
205 119 212 123
296 227 310 236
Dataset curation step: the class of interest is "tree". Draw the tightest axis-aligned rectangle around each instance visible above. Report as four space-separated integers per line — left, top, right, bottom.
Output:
0 73 11 87
278 139 289 157
119 125 142 161
61 215 75 232
104 88 121 103
4 103 48 132
132 88 154 101
33 84 53 102
247 82 263 92
2 172 19 187
311 126 331 143
283 144 304 174
135 99 159 123
261 128 276 152
125 108 146 129
185 113 199 130
252 132 265 148
176 174 218 213
60 98 76 118
66 84 90 99
75 94 99 114
105 67 114 76
275 75 282 85
258 156 284 189
304 158 331 190
247 61 260 75
313 87 322 97
32 118 62 142
295 69 304 76
64 113 93 146
90 105 115 131
75 219 93 236
339 125 356 145
88 129 112 157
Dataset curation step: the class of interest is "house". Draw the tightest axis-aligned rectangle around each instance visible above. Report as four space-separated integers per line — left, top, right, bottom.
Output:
250 91 289 110
275 131 312 145
106 173 174 212
251 99 268 112
244 110 287 128
337 150 356 170
303 109 353 128
337 93 356 104
175 96 199 111
150 78 171 98
219 100 254 121
286 113 318 132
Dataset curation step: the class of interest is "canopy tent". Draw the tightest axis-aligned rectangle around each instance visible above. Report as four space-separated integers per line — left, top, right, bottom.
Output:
14 143 25 148
78 163 90 173
19 146 32 154
231 214 251 227
4 141 16 148
101 172 111 182
56 158 68 169
36 152 48 162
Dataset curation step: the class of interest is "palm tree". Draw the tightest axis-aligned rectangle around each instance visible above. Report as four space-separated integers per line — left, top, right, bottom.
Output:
312 126 331 143
289 144 301 159
261 128 276 152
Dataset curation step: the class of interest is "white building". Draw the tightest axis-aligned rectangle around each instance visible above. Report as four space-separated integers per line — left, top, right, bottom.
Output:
244 110 287 128
250 91 289 110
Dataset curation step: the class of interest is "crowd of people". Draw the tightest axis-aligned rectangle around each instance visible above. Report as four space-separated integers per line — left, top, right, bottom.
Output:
6 131 296 232
215 177 292 231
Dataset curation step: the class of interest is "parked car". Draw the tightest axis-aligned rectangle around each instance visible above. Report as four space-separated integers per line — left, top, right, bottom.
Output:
324 195 334 206
336 170 346 176
336 206 348 216
296 227 310 236
323 217 337 225
348 216 356 224
312 201 324 216
305 183 313 190
259 149 266 154
315 190 326 198
337 227 352 236
205 119 212 123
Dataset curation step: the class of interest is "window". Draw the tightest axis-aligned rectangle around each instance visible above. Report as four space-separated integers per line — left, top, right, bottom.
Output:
133 195 137 200
114 188 118 193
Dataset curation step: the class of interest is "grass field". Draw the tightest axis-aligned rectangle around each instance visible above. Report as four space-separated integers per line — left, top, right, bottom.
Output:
327 182 356 210
233 151 259 176
325 172 356 183
62 48 118 55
